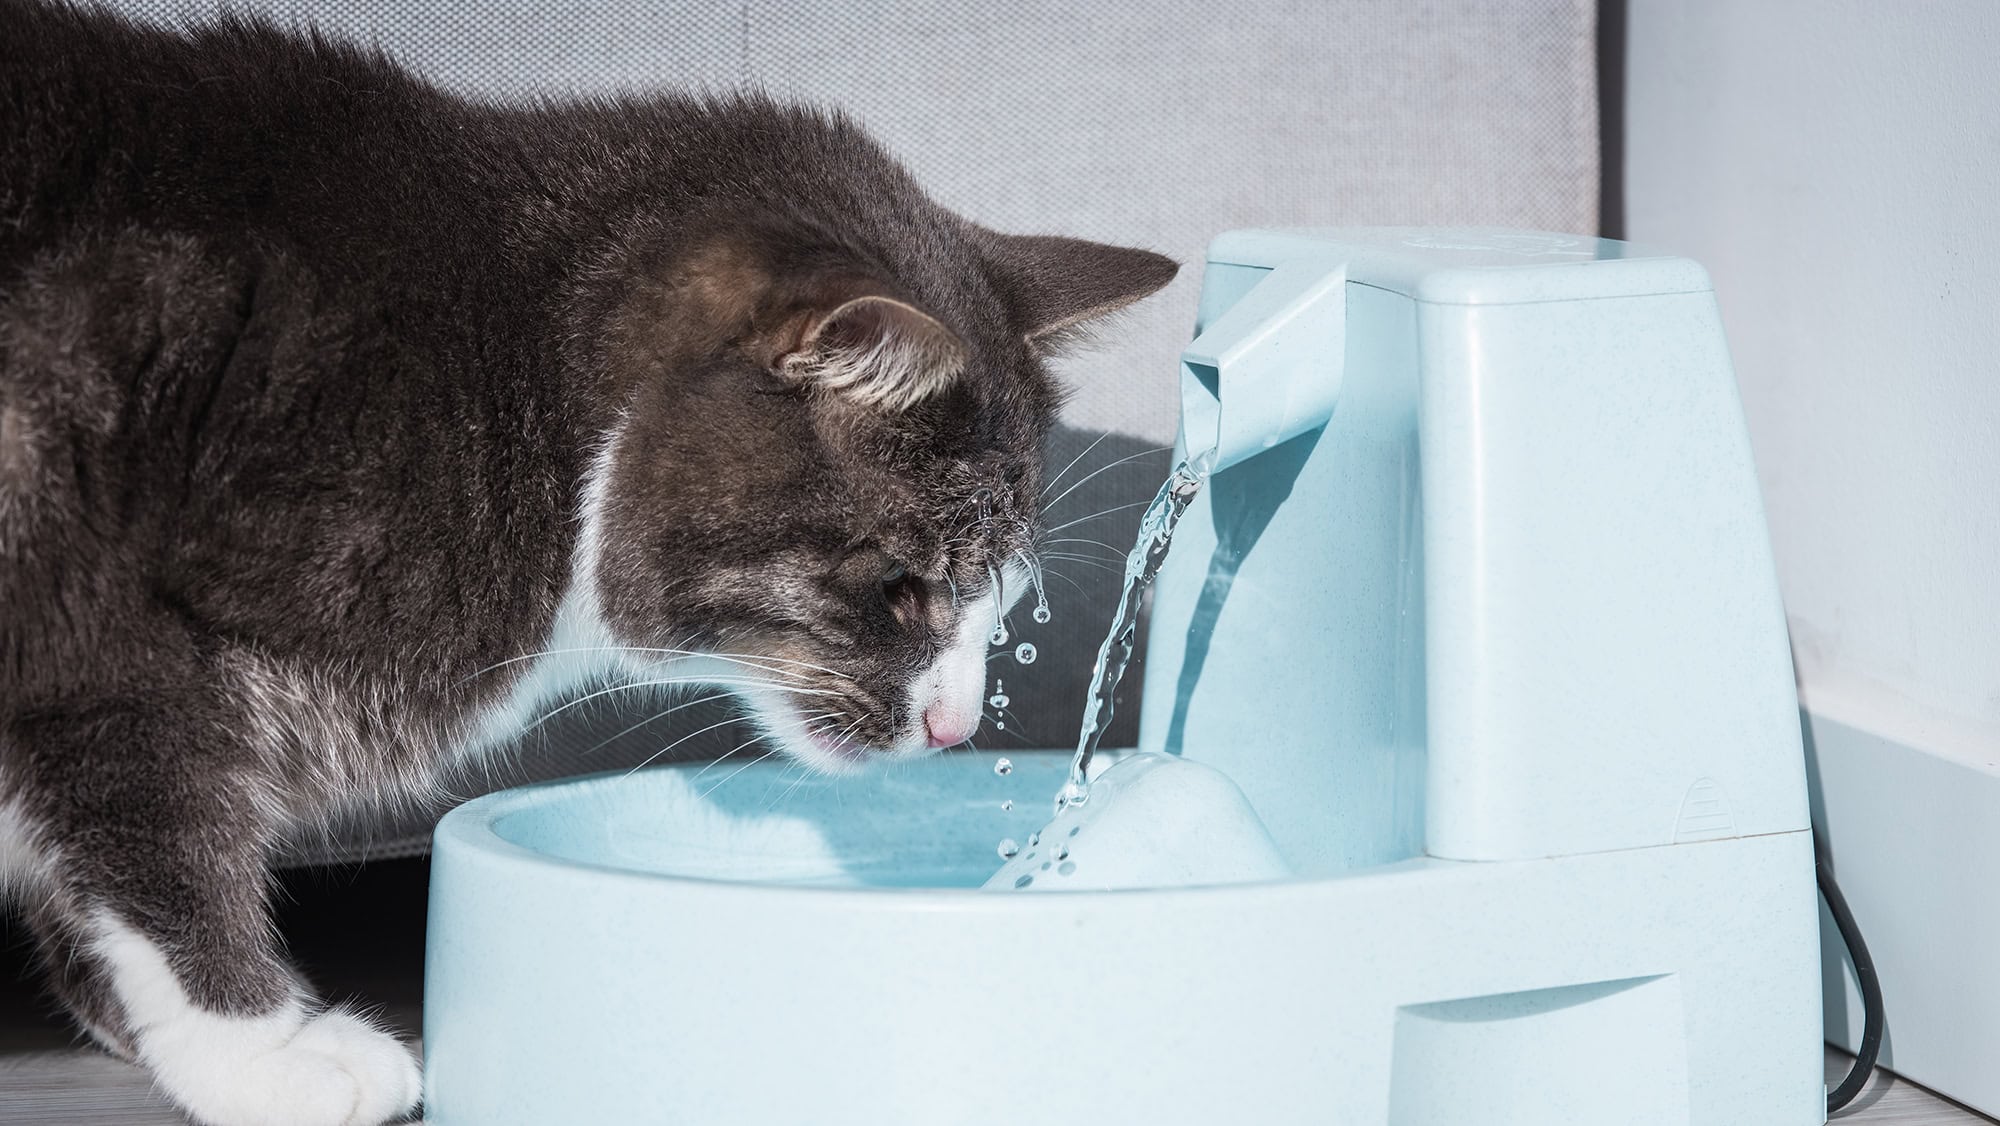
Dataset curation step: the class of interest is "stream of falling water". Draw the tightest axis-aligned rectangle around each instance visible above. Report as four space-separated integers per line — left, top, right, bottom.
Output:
1057 451 1212 812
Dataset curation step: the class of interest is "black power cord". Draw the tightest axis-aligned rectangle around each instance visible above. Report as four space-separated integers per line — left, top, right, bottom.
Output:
1818 855 1884 1114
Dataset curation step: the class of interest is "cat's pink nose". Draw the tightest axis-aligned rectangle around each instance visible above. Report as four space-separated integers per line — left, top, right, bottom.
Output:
924 706 977 749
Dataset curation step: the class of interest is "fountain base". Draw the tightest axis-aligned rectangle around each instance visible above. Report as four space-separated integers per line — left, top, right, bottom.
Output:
424 753 1821 1125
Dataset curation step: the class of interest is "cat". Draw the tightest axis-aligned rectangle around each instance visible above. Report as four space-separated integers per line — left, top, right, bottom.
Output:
0 2 1176 1123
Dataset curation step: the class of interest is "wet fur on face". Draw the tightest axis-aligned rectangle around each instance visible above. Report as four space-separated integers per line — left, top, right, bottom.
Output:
0 4 1175 1123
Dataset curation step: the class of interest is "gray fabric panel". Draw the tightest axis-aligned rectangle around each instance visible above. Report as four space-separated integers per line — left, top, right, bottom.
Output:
91 1 1601 863
111 0 1600 443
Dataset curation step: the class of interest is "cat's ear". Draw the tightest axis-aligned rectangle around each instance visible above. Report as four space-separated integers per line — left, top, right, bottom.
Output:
981 233 1179 345
773 283 968 412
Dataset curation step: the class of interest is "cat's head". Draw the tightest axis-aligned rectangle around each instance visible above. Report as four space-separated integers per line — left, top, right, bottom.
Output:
586 182 1174 772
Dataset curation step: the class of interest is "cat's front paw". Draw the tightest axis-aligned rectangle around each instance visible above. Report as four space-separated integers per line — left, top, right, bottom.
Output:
278 1008 424 1126
161 1005 421 1126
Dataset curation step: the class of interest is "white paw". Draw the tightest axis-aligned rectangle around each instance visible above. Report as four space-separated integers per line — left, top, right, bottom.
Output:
262 1007 423 1126
89 912 421 1126
158 1005 422 1126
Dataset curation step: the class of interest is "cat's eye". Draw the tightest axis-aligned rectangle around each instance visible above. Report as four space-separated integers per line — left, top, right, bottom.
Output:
879 561 924 626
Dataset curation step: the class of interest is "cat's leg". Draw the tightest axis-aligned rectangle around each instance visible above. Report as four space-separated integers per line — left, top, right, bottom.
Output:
12 697 421 1126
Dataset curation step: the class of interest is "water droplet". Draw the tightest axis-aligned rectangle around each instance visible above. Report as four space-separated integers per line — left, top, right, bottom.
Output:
1041 861 1051 871
1055 844 1070 861
1027 832 1040 848
1014 874 1034 889
1014 643 1037 665
987 563 1006 638
1024 560 1050 626
993 758 1012 776
996 721 1005 730
1000 799 1013 811
1058 860 1077 876
1068 825 1081 837
997 838 1019 859
988 692 1010 709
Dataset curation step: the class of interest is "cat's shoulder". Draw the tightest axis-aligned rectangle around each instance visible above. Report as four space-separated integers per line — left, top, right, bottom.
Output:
3 226 259 391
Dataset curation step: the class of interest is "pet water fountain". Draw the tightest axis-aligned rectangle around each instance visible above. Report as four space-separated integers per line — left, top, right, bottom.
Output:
423 229 1826 1124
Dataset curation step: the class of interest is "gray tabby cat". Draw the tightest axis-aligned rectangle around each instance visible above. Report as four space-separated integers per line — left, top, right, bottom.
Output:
0 2 1176 1122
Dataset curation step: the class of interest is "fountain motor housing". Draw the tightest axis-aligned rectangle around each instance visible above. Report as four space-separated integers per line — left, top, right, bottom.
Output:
1149 228 1812 869
1140 228 1822 1119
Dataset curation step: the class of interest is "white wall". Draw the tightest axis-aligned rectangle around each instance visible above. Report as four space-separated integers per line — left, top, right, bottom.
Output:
1625 0 2000 752
1624 0 2000 1109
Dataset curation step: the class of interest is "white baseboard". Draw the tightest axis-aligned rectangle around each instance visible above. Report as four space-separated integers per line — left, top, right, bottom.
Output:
1807 686 2000 1119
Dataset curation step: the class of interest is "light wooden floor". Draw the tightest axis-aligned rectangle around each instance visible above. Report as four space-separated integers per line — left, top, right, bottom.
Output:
1822 1051 1996 1125
0 1046 1989 1124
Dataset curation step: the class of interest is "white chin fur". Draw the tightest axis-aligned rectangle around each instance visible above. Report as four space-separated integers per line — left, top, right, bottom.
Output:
738 684 881 776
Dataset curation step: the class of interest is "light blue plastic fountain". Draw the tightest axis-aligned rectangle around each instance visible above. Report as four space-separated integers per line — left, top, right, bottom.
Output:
423 229 1825 1124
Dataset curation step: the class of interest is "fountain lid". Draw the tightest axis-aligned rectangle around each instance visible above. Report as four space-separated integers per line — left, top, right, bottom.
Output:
1207 227 1712 306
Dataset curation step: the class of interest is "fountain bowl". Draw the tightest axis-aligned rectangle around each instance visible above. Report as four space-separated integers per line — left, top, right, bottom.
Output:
423 751 1817 1125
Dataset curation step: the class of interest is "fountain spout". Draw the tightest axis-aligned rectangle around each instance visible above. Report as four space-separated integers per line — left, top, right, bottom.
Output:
1179 258 1348 473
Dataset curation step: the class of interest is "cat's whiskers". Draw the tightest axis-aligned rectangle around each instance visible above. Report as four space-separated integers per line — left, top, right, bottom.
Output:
764 715 867 809
1040 445 1171 516
1038 568 1091 598
664 725 782 786
1041 500 1151 536
1037 558 1107 586
992 704 1035 739
1041 535 1126 556
1039 552 1121 575
576 691 735 756
979 708 1033 745
654 716 779 782
766 771 812 811
676 708 841 784
695 747 784 800
803 713 863 742
456 646 853 686
518 675 842 743
1041 431 1111 499
801 713 867 767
